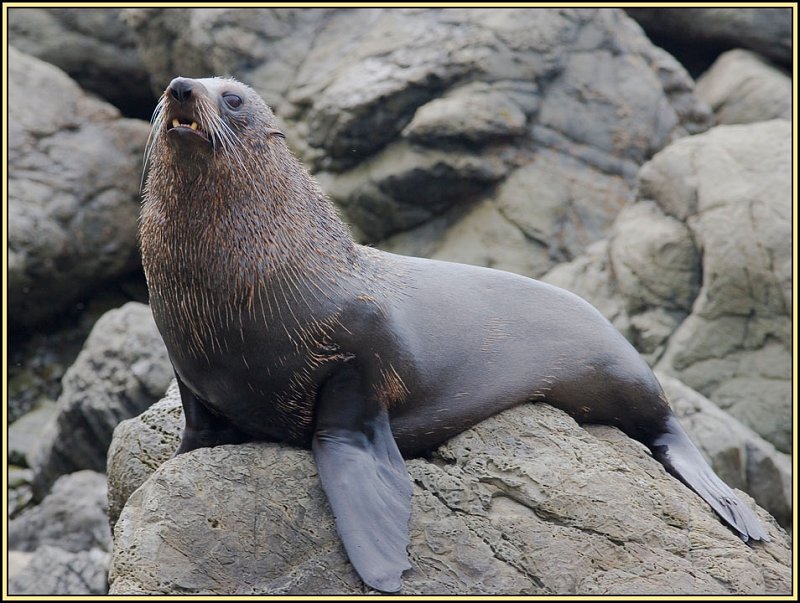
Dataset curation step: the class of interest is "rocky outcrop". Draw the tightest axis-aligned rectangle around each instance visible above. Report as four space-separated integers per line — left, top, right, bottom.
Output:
7 8 155 117
124 7 711 277
29 302 172 500
544 120 792 454
8 471 111 596
695 49 792 125
107 390 790 595
8 47 150 330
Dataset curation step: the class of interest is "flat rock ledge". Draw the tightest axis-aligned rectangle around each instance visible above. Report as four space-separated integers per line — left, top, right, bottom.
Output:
108 392 790 595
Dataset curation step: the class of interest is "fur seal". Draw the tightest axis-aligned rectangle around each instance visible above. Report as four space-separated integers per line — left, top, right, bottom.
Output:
140 76 768 593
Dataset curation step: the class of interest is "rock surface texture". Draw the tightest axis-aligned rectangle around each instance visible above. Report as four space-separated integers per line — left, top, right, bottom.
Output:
8 47 150 330
123 7 711 277
695 49 792 125
544 120 792 454
6 8 154 117
29 302 172 500
107 387 791 596
8 471 112 595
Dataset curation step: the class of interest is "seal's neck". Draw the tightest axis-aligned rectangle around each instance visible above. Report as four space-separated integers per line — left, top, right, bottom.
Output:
141 143 356 297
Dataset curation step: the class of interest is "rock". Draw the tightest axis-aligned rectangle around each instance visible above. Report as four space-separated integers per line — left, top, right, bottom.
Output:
10 470 111 554
124 7 710 274
695 49 792 125
8 551 34 581
29 302 171 500
7 8 155 118
403 81 529 145
107 381 184 531
543 120 792 454
9 401 59 467
8 467 34 519
108 399 790 595
8 545 110 595
643 120 792 452
626 8 793 72
8 47 150 330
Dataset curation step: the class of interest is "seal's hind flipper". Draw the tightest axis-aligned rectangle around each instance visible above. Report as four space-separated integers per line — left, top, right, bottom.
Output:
312 365 412 593
651 415 768 542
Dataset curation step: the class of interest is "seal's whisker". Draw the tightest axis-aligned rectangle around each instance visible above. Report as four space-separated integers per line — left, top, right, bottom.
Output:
141 95 166 194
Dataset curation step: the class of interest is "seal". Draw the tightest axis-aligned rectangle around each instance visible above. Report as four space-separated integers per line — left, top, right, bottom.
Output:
140 76 768 592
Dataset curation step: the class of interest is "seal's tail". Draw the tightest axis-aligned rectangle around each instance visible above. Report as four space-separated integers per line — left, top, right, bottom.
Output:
649 415 769 542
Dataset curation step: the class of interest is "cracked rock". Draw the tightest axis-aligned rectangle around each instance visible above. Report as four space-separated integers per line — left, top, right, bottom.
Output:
107 388 790 595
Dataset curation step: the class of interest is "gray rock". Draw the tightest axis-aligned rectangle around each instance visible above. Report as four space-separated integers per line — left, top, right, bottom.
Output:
8 551 34 581
695 49 792 125
8 467 34 519
107 394 791 595
30 302 171 499
626 7 793 68
124 7 710 270
7 8 154 116
644 120 792 452
9 401 58 467
8 545 110 595
107 381 184 531
10 470 111 553
544 120 792 454
403 81 529 145
8 47 150 329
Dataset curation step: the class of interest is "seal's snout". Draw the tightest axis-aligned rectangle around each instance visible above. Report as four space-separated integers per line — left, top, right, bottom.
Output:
169 78 194 104
163 77 211 147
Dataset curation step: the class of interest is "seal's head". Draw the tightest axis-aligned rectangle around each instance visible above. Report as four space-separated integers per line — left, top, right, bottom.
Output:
144 76 285 182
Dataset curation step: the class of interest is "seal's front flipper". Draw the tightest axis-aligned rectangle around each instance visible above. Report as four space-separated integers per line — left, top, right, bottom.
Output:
174 375 250 456
651 415 768 542
312 365 412 593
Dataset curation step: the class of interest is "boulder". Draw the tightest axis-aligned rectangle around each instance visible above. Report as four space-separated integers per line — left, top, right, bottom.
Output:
9 470 111 554
8 401 58 467
544 120 792 454
8 47 150 330
29 302 171 499
8 546 110 595
643 120 791 452
626 8 793 72
695 49 792 125
107 381 184 531
124 7 711 275
7 8 155 117
107 389 790 595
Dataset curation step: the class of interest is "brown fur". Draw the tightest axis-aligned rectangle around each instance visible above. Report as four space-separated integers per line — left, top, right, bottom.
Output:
139 77 408 439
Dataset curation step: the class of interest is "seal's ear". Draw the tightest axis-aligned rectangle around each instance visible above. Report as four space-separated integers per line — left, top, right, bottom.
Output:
312 363 412 593
265 128 286 139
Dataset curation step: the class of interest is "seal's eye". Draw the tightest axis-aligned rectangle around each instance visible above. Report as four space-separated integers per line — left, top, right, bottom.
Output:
223 93 243 109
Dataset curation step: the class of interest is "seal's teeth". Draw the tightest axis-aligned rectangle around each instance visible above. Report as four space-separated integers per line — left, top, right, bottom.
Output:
172 118 180 128
191 122 198 130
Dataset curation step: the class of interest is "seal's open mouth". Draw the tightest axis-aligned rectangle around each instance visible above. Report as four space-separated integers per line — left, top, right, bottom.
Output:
166 115 211 144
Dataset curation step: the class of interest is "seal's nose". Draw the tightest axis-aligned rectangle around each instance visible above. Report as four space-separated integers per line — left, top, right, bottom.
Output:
168 77 193 104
